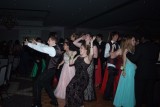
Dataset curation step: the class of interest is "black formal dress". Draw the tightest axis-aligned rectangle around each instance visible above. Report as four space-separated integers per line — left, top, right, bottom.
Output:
65 57 89 107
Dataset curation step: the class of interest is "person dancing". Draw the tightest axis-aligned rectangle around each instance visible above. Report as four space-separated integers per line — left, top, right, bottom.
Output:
54 42 76 99
65 37 95 107
113 35 136 107
25 35 61 107
73 33 98 101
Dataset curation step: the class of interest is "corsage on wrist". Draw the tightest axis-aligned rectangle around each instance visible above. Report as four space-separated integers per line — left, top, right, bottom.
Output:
120 66 125 71
121 66 126 77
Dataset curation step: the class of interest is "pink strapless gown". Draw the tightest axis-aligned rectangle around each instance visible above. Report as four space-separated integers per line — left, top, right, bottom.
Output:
54 53 75 99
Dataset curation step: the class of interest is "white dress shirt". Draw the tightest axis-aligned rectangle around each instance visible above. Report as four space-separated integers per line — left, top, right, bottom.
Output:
27 42 56 57
104 40 119 68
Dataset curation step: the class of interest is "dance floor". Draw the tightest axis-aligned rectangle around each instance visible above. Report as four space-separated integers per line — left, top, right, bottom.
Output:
0 76 112 107
1 75 159 107
41 87 112 107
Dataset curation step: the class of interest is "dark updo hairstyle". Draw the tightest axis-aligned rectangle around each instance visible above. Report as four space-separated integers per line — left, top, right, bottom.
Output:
63 41 72 49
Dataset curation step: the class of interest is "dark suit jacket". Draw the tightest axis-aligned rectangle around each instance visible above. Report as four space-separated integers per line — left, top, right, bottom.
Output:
98 41 106 63
127 41 159 80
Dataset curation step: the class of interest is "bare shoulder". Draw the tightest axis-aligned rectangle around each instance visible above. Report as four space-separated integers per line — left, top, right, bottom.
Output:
73 51 77 55
84 56 90 64
69 51 77 56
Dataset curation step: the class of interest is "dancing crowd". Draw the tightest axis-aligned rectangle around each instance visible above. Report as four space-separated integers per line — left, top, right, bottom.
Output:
1 31 158 107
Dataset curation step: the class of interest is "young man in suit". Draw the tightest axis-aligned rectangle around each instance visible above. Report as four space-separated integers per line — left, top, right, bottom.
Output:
103 31 120 100
25 35 61 107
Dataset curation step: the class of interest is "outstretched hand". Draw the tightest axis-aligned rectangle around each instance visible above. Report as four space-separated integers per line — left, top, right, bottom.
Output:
31 39 37 44
91 36 96 42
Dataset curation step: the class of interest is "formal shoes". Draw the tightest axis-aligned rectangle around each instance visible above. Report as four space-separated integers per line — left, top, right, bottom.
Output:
50 100 58 106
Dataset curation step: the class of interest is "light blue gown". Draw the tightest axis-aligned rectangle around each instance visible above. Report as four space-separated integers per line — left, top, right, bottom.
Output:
113 58 136 107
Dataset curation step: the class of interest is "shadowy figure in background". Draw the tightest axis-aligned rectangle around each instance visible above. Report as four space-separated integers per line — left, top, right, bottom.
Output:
126 34 159 107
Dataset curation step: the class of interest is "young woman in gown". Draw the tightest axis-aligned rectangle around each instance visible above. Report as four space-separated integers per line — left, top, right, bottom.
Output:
65 37 95 107
54 42 76 99
73 34 98 101
111 35 137 107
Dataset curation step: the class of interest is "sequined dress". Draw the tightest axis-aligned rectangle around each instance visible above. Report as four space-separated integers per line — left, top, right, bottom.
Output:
65 56 89 107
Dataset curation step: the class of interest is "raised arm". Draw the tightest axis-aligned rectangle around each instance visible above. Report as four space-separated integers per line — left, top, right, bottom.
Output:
25 40 56 57
31 39 48 47
88 36 96 62
73 36 85 48
69 51 78 65
93 45 98 58
36 42 48 47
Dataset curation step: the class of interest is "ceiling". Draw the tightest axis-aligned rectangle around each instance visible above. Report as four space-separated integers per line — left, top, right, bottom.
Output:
0 0 160 29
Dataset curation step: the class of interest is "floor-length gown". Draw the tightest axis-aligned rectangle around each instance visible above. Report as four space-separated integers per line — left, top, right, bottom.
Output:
65 57 89 107
113 56 122 96
54 53 75 99
84 60 96 101
95 58 102 87
113 58 136 107
100 66 109 94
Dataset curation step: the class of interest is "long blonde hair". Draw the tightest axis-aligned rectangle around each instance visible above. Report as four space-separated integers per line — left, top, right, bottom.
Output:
120 35 135 55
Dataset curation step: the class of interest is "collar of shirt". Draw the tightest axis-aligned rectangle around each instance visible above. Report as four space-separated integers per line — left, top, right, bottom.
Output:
111 40 116 44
